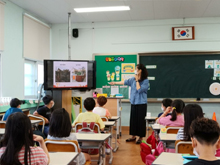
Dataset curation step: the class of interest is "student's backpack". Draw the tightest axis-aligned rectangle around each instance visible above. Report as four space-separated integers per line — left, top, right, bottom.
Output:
76 122 99 155
147 132 158 149
76 122 98 133
140 142 152 163
145 141 164 165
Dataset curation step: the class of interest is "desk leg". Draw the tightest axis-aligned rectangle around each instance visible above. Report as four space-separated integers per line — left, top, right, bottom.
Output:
113 120 119 152
109 127 113 164
119 111 122 137
102 142 106 165
119 99 122 137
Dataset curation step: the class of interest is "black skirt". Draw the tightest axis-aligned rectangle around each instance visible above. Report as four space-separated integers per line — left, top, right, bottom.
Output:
129 104 147 137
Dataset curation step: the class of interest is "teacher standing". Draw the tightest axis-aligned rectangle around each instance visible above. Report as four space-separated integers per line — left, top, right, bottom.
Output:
110 64 149 144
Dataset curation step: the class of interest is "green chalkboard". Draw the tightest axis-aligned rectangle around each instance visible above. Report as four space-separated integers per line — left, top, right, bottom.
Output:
140 54 220 98
95 54 137 99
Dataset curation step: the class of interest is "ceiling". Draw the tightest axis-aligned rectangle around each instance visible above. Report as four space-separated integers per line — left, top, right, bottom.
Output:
8 0 220 24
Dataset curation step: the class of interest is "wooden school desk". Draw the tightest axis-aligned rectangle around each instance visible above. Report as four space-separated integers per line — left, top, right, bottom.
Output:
94 97 122 138
108 116 120 151
152 152 220 165
0 128 5 135
49 152 79 165
108 116 120 139
103 121 115 163
152 152 184 165
145 116 157 137
159 133 177 149
0 120 42 126
151 124 165 137
76 133 111 165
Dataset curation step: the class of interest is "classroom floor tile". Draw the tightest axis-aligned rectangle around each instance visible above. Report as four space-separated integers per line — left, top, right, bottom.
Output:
90 126 153 165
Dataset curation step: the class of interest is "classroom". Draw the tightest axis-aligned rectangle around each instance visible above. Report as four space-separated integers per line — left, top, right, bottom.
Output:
1 0 220 165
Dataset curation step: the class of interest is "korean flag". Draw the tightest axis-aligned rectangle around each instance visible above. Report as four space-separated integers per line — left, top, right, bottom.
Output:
173 27 194 40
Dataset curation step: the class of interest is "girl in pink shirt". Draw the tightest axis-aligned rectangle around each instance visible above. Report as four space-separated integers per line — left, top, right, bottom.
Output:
0 112 49 165
157 99 185 127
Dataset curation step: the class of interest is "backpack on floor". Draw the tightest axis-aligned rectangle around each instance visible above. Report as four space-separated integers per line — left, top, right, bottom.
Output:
145 141 164 165
147 132 158 149
140 141 152 163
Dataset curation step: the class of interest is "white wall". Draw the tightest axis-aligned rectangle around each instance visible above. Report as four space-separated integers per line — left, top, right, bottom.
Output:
51 17 220 126
2 1 24 98
2 0 50 99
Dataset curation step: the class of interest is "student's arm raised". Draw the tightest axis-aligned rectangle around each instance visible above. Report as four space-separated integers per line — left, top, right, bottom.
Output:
156 106 172 123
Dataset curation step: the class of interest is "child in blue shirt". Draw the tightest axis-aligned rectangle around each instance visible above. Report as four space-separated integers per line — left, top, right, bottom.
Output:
3 98 22 121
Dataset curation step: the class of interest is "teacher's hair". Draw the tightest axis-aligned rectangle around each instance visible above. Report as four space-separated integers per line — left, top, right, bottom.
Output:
137 64 148 81
170 99 185 121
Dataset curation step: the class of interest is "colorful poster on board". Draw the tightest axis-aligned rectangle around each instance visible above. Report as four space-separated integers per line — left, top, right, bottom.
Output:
214 69 220 77
121 63 135 73
205 60 214 69
214 60 220 69
121 74 135 81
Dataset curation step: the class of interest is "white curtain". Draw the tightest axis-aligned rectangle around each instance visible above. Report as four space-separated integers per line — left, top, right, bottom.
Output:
23 14 50 61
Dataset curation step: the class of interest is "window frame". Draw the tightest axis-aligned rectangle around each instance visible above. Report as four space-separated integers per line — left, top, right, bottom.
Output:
24 59 43 99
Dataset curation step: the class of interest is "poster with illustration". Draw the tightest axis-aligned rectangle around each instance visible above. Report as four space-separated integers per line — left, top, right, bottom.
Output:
214 60 220 69
121 63 135 73
205 60 214 69
121 74 135 81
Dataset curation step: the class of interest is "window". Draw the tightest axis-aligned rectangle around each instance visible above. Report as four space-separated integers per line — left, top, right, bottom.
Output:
24 60 43 99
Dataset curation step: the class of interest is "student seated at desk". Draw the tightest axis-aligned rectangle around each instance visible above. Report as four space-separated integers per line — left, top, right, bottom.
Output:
156 99 185 127
33 95 54 136
93 96 111 119
176 104 204 140
47 108 91 165
186 118 220 165
0 112 49 165
158 98 172 118
3 98 22 121
72 97 105 131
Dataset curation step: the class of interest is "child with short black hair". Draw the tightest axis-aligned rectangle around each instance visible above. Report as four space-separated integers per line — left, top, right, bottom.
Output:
3 98 22 121
186 118 220 165
33 95 54 136
72 97 105 131
157 98 172 117
93 96 111 118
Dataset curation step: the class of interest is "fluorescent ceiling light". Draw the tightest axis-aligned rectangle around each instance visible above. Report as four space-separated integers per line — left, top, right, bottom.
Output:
74 6 130 13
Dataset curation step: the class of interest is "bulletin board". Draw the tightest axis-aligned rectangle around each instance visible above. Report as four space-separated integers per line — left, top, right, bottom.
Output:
94 54 138 99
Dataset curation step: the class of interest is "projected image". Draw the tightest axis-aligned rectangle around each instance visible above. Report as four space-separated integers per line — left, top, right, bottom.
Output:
72 67 86 82
53 61 88 88
55 67 71 82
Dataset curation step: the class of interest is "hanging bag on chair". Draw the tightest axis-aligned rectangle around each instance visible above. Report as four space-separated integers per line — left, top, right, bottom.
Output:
77 122 99 155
